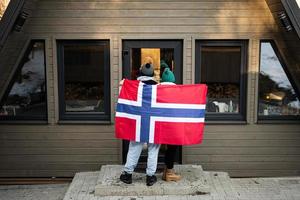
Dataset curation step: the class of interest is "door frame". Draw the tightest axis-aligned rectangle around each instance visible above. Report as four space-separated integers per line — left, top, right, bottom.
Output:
121 39 183 166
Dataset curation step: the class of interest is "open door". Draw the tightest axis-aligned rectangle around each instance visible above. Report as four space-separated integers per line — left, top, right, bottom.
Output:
122 40 183 170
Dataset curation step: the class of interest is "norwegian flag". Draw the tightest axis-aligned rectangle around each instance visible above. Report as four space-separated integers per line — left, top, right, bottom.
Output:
115 79 207 145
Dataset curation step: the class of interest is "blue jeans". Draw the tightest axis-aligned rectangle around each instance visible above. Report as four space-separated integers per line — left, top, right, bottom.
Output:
124 141 160 176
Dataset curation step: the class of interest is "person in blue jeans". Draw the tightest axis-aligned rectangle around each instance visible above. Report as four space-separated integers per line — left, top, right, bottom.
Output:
120 63 160 186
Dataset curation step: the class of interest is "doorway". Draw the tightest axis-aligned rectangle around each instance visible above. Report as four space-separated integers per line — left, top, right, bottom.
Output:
122 40 183 170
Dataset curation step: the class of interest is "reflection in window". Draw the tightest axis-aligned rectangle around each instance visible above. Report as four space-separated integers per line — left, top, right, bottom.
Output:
259 42 300 117
58 40 110 120
0 41 47 119
200 46 241 114
130 48 174 82
64 45 105 113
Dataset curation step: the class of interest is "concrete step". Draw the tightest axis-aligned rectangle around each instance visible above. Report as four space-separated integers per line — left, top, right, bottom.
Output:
95 165 211 196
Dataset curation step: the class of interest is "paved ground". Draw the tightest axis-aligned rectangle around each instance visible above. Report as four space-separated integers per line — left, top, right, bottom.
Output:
0 183 69 200
1 165 300 200
95 165 210 196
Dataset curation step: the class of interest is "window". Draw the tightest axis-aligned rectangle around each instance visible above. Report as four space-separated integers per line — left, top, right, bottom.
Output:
129 48 175 82
0 40 47 120
122 40 183 84
258 41 300 120
57 40 110 121
195 41 247 121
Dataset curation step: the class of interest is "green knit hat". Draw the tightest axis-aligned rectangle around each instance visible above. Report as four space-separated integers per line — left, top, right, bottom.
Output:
161 68 175 83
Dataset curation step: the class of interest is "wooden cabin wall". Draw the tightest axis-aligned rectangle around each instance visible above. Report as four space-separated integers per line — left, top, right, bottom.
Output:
0 0 299 177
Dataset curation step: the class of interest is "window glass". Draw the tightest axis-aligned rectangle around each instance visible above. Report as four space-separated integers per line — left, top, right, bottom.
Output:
58 40 110 120
130 48 174 82
201 46 241 114
64 44 105 113
195 41 247 121
0 41 47 120
258 42 300 117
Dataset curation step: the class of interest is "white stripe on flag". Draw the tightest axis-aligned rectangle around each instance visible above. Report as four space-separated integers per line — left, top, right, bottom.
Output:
149 116 205 143
118 82 143 107
116 112 141 142
151 85 206 109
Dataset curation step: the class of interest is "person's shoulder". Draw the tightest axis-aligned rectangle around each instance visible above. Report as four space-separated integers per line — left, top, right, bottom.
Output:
143 80 157 85
159 82 176 85
137 76 157 85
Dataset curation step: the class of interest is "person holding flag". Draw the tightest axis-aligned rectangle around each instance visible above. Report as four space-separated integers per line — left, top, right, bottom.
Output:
116 60 207 186
159 66 182 182
119 62 160 186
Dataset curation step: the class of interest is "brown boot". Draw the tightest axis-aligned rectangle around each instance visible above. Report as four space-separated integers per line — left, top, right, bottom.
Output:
162 168 181 182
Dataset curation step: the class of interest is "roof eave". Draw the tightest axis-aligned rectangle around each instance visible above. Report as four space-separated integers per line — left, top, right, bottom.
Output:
281 0 300 40
0 0 26 52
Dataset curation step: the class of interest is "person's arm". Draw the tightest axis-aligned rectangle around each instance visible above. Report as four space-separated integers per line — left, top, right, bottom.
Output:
119 79 125 94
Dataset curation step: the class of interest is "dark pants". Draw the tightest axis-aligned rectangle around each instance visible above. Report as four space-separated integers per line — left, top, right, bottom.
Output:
164 145 179 169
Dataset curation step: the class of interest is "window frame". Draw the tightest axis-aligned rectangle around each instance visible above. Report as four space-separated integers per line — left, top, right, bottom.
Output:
195 40 248 121
0 40 48 122
57 40 111 121
257 40 300 122
122 40 183 84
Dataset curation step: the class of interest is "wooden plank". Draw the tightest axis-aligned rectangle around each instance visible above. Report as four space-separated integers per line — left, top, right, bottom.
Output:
32 10 272 18
0 125 115 132
0 162 116 170
26 25 276 34
0 170 77 177
202 133 300 140
184 147 300 155
0 140 119 148
198 162 300 170
185 155 300 162
203 125 300 132
0 132 116 140
28 17 275 26
199 139 300 147
0 124 293 135
0 155 118 162
36 2 268 10
38 0 263 2
0 147 119 155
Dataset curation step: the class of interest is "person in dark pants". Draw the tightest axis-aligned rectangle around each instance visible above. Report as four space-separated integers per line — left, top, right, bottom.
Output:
164 145 181 181
159 66 181 182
